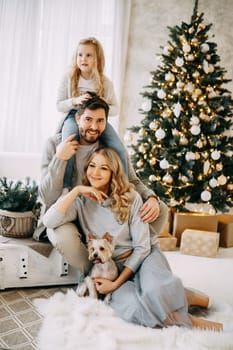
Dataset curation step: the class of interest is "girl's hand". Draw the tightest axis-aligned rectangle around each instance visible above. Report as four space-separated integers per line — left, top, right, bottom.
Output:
76 186 108 204
72 93 92 106
93 278 117 294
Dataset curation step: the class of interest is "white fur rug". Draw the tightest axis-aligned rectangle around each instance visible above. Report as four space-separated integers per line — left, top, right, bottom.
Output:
34 290 233 350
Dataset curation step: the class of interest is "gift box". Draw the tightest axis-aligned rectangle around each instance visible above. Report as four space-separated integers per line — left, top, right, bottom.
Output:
180 229 220 258
217 214 233 248
158 233 177 251
172 212 218 246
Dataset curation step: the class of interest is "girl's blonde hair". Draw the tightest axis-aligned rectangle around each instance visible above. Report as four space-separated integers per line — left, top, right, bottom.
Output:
70 37 105 98
83 148 135 223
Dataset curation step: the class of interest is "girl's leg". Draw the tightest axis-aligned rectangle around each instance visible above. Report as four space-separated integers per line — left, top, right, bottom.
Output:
100 123 128 174
62 114 79 189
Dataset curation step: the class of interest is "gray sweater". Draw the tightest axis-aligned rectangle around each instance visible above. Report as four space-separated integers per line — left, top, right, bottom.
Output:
43 191 151 273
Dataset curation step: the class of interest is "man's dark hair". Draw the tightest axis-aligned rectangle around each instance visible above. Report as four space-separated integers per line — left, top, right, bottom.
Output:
75 92 109 119
67 92 109 120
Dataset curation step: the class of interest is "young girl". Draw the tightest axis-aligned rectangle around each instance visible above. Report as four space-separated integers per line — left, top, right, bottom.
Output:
56 37 127 190
43 147 231 332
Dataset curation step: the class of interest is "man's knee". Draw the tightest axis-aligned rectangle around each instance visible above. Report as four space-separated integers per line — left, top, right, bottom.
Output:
47 222 90 273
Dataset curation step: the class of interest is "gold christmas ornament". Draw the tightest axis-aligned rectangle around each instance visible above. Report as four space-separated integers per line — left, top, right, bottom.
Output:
216 162 223 171
149 157 156 166
218 175 227 185
226 183 233 191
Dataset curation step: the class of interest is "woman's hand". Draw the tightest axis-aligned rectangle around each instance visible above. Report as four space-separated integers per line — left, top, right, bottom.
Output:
140 196 160 223
93 278 117 294
76 186 108 204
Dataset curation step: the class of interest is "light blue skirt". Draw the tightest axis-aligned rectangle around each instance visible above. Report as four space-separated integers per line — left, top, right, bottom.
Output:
110 246 192 328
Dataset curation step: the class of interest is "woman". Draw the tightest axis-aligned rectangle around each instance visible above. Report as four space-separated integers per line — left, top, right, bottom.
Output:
43 147 230 332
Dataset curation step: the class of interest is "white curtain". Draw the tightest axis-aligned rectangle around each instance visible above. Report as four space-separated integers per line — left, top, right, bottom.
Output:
0 0 131 153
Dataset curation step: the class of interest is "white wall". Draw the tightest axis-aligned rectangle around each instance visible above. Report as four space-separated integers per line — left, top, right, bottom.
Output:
120 0 233 137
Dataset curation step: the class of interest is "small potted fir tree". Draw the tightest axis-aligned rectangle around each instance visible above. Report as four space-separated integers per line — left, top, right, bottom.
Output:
0 177 41 238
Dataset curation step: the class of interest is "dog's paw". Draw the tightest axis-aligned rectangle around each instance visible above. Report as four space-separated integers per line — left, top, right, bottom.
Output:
76 282 87 297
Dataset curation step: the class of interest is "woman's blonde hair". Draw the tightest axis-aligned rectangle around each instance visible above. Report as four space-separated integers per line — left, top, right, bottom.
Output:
70 37 105 98
83 148 135 223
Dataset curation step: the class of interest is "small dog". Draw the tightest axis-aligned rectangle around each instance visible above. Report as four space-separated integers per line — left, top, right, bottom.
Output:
76 232 118 303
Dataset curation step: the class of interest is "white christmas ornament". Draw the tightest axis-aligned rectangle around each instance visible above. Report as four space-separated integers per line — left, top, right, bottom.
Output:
175 57 184 67
203 160 210 175
149 175 157 182
174 102 182 117
176 81 184 89
162 173 173 184
165 72 175 81
209 177 218 188
155 128 166 139
200 43 209 53
190 125 201 135
123 131 134 145
192 71 200 78
159 158 169 169
157 89 166 99
141 100 152 112
201 190 212 202
185 152 196 161
163 45 172 55
211 150 221 160
136 160 144 168
190 116 200 125
149 121 157 130
182 44 191 53
138 145 146 153
186 54 194 61
186 82 194 93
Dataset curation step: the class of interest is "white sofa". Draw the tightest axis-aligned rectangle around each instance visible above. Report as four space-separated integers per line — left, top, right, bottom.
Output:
0 152 233 307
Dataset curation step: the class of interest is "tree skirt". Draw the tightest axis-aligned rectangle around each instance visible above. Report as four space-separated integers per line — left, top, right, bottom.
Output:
34 289 233 350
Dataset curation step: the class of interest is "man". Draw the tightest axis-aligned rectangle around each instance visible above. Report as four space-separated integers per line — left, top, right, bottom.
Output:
37 96 168 273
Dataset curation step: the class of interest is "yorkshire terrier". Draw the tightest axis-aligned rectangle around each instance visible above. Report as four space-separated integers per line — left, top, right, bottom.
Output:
76 232 118 303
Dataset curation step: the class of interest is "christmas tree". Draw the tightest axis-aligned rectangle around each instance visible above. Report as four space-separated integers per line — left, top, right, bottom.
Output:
126 0 233 213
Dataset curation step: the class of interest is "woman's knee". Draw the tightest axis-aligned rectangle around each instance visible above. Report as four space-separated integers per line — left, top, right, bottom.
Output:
47 222 90 273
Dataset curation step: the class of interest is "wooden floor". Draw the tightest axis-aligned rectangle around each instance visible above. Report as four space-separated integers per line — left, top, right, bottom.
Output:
0 286 75 350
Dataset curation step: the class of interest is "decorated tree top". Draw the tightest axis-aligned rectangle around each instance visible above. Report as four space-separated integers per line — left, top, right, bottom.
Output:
125 0 233 213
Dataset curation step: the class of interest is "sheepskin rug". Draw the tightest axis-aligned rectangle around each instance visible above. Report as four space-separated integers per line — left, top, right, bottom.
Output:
34 289 233 350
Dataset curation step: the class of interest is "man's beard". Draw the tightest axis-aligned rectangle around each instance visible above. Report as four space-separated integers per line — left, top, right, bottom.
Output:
80 128 100 144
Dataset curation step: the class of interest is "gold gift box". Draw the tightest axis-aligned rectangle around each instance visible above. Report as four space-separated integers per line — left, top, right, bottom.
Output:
172 212 218 246
180 229 220 258
158 233 177 251
217 214 233 248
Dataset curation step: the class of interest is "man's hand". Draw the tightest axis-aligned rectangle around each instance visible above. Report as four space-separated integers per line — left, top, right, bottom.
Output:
140 196 160 223
56 134 78 160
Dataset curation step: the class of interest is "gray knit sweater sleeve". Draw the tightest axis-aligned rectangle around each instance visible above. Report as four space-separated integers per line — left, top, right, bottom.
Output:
39 135 67 208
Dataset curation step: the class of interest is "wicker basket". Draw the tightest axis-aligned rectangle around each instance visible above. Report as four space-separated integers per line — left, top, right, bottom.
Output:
0 209 40 238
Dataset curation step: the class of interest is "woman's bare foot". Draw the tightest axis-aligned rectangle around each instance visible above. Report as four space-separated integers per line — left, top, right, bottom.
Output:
185 288 210 308
190 315 223 331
